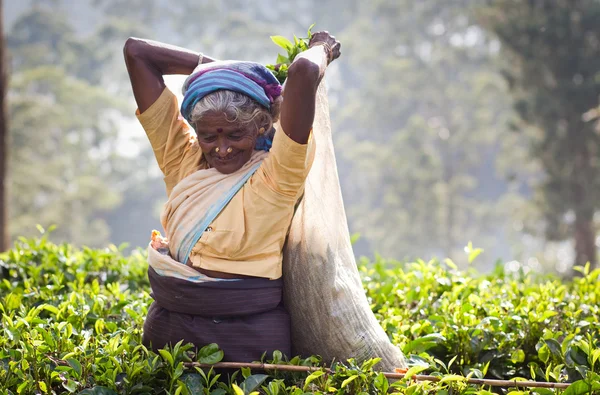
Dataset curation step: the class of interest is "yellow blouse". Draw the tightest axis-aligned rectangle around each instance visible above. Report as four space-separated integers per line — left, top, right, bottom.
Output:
136 87 315 279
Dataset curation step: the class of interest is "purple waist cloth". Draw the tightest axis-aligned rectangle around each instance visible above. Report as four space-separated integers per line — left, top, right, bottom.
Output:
143 267 291 362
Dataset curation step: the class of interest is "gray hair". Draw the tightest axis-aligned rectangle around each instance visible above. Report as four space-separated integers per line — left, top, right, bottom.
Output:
190 90 282 133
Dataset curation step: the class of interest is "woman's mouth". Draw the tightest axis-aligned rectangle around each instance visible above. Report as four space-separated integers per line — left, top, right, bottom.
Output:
213 150 241 164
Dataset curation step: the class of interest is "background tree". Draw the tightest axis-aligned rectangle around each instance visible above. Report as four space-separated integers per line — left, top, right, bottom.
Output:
9 0 583 272
330 0 514 263
478 0 600 269
6 5 150 247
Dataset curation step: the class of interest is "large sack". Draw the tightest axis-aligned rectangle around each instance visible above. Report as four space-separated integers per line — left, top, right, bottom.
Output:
282 82 407 371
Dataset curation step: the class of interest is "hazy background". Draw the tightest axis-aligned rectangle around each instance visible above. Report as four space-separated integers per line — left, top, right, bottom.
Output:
4 0 600 274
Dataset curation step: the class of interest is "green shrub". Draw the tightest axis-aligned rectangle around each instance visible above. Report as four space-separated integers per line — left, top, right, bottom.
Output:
0 233 599 394
362 257 600 383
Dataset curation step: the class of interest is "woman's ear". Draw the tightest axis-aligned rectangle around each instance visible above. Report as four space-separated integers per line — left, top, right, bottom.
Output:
270 96 283 123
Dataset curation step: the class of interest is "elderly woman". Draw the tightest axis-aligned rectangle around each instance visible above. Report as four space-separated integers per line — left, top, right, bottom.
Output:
124 32 341 362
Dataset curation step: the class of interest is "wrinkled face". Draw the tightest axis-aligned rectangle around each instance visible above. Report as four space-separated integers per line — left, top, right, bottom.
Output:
194 111 260 174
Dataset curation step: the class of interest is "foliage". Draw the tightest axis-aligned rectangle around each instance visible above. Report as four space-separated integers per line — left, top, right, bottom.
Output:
1 235 600 394
362 256 600 384
265 24 314 84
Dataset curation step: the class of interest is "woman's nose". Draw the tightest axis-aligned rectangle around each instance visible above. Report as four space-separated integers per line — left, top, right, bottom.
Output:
216 143 229 158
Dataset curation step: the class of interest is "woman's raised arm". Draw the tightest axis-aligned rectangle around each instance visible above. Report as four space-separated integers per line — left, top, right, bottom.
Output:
123 38 216 113
280 31 341 144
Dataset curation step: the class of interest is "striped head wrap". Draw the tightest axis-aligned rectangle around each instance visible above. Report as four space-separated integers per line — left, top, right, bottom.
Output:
181 61 282 152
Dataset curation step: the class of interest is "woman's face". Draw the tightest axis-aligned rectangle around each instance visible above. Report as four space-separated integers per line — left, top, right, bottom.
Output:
194 111 259 174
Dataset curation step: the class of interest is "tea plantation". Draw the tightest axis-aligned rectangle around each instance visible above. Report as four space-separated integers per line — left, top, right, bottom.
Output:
1 234 599 394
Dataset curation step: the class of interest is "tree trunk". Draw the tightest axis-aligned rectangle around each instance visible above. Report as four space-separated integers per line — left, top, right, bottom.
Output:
570 117 597 271
574 213 596 269
0 0 8 253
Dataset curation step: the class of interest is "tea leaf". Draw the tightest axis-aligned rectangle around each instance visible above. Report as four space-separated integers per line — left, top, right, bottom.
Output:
401 365 427 382
545 339 562 357
447 355 458 370
63 380 78 393
303 370 325 390
350 233 361 246
241 367 251 379
374 372 389 393
511 350 525 364
443 258 458 270
5 293 22 310
341 375 358 388
592 349 600 365
539 310 557 322
159 349 174 367
270 36 293 51
39 304 59 316
439 374 467 383
276 54 289 65
563 379 600 395
403 333 446 354
174 362 185 380
231 384 244 395
241 374 268 393
272 350 283 363
198 343 224 365
67 358 82 378
464 241 483 263
181 373 204 395
16 381 28 394
538 344 550 363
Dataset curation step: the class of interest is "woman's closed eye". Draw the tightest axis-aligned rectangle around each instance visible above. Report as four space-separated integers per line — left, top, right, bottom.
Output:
199 134 217 143
228 132 244 141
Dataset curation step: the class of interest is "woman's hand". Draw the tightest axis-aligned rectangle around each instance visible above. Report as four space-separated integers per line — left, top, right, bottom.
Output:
124 38 215 113
308 31 341 65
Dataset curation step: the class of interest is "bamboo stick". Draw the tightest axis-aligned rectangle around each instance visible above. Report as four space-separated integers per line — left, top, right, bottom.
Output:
184 362 572 390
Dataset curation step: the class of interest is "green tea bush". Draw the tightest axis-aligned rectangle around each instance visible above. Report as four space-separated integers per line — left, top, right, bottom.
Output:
362 257 600 385
0 231 599 394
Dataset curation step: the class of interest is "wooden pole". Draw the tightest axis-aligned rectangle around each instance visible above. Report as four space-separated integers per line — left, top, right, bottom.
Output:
0 0 8 253
185 362 572 390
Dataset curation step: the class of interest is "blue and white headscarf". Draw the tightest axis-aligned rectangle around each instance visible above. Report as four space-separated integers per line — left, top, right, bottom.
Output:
181 61 282 152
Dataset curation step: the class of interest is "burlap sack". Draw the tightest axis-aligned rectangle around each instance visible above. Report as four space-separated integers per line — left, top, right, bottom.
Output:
282 82 407 371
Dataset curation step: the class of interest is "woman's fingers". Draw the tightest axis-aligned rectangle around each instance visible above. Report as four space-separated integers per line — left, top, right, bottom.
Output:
309 30 342 61
332 41 341 60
